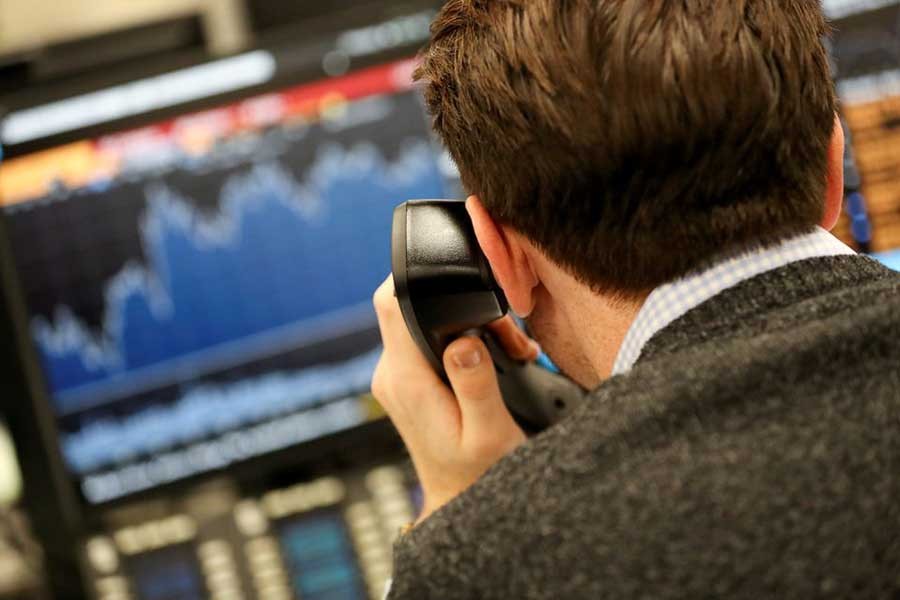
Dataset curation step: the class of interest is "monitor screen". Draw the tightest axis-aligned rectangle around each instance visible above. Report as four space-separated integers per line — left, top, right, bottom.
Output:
875 249 900 270
126 543 208 600
275 509 366 599
0 58 456 503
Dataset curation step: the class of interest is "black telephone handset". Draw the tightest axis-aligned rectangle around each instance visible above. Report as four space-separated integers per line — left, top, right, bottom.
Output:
391 199 586 434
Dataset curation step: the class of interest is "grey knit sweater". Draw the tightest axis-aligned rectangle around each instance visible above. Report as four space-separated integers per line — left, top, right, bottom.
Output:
388 256 900 599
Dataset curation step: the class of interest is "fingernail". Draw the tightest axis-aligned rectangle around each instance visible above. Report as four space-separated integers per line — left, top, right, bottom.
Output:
453 347 483 369
530 340 542 355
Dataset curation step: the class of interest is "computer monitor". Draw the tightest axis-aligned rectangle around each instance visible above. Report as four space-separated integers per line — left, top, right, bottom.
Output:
831 2 900 260
0 56 455 505
874 249 900 269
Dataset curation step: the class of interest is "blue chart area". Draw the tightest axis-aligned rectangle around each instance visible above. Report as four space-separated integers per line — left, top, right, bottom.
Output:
33 140 446 412
64 348 380 475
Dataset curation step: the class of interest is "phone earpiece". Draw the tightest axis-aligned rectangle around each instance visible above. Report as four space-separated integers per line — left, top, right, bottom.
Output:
391 200 585 433
392 200 508 373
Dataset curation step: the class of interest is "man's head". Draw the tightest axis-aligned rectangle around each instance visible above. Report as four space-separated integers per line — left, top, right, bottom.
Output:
415 0 844 384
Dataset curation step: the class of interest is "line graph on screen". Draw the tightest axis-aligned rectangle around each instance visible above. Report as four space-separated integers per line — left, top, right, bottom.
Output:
33 139 445 412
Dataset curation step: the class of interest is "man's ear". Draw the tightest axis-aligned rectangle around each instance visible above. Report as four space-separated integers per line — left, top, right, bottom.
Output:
466 196 539 317
821 114 845 231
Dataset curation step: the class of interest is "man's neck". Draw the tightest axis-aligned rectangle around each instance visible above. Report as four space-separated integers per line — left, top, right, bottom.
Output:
565 286 647 386
528 262 647 389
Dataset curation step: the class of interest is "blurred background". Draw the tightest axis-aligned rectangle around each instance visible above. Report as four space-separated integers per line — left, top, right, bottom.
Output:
0 1 898 599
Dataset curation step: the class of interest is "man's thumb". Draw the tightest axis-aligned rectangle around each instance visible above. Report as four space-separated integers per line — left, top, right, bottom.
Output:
443 336 515 436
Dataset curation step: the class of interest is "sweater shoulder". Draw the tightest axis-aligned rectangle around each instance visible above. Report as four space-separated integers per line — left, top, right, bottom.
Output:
390 275 900 599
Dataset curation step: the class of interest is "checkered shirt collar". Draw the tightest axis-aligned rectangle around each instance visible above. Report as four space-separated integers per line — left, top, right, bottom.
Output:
611 227 857 376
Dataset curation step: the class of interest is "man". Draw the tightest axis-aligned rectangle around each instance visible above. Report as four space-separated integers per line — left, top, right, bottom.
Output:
371 0 900 597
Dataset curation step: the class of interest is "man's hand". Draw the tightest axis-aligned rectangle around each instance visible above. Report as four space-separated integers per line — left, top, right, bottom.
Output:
371 276 539 524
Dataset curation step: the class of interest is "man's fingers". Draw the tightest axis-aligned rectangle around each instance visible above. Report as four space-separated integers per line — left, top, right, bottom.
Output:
443 336 520 444
372 276 403 352
487 316 541 362
376 276 536 364
373 276 432 365
372 275 460 435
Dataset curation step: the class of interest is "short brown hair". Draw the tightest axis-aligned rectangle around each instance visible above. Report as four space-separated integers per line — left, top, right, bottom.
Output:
416 0 837 293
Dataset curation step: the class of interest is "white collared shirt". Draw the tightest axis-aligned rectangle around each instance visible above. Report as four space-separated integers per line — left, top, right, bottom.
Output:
612 228 857 375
